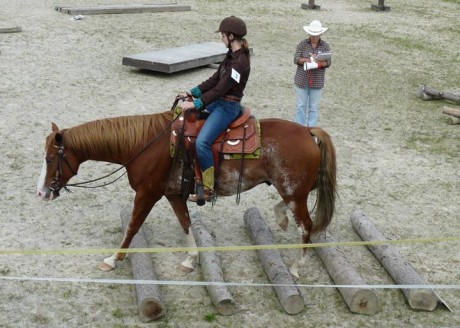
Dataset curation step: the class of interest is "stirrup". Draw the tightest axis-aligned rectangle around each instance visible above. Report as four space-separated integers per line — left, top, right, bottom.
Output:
188 189 215 203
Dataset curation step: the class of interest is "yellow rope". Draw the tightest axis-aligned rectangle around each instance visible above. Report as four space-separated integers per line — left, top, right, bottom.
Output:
0 236 458 256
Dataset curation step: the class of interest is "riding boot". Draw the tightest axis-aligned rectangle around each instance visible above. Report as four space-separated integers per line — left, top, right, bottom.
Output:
188 166 215 202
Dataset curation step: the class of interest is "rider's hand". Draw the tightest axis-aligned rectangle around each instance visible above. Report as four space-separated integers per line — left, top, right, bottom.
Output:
181 101 196 111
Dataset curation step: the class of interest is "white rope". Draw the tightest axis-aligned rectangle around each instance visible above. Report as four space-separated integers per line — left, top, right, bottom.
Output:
0 275 458 290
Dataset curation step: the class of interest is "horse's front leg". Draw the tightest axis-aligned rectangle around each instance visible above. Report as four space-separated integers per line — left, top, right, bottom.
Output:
166 195 198 273
99 194 157 271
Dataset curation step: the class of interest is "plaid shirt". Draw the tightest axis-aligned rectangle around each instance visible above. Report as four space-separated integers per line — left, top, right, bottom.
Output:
294 38 331 89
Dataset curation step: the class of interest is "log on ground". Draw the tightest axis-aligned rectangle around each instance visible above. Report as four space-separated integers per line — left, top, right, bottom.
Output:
120 206 166 322
244 207 304 315
190 210 236 316
417 85 460 104
442 106 460 124
311 232 379 315
350 210 441 311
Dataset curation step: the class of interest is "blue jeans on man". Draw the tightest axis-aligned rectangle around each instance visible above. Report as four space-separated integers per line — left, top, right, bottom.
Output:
295 85 323 127
196 99 242 171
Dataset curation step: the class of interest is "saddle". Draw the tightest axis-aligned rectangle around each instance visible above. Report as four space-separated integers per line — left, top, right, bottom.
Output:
170 107 260 156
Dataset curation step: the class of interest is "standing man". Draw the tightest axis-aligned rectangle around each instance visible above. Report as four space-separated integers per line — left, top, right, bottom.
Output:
294 20 331 127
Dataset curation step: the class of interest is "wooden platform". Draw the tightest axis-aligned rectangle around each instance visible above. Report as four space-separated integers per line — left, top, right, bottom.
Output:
122 42 229 73
55 4 191 15
0 26 22 33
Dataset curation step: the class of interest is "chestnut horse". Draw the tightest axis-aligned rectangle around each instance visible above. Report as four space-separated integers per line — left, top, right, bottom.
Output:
37 110 336 277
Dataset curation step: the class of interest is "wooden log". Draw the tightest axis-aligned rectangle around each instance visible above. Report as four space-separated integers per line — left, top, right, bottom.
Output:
244 207 305 314
311 232 379 315
55 4 191 15
120 206 166 322
442 106 460 118
417 85 460 104
442 106 460 124
0 26 22 33
350 210 440 311
189 210 236 316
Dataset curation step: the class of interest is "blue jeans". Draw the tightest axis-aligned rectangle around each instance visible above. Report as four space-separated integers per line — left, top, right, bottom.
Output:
196 99 242 171
295 85 323 127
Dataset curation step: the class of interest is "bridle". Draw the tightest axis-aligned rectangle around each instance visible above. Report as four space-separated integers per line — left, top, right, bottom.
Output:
48 135 78 195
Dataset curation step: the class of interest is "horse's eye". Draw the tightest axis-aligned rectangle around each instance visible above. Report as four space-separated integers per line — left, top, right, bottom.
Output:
45 157 53 165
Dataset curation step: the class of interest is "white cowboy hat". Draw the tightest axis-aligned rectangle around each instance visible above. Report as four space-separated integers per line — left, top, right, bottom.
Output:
303 20 328 36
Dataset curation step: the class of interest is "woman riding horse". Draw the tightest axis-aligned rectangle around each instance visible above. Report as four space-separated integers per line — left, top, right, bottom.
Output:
181 16 251 203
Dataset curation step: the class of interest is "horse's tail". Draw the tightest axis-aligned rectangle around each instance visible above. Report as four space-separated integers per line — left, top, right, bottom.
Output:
310 127 337 235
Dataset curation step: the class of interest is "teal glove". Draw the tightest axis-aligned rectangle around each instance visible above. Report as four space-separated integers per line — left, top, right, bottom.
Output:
190 86 202 98
193 98 204 110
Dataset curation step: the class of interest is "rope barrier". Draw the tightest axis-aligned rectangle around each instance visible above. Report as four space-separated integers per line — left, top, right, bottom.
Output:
0 236 458 256
0 275 458 290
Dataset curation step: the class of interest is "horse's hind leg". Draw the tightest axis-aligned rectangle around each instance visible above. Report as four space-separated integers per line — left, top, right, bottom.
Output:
166 194 198 273
286 199 313 279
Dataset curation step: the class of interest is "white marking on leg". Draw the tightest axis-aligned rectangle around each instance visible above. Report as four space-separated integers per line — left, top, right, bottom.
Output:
289 226 308 278
103 254 117 269
180 232 198 271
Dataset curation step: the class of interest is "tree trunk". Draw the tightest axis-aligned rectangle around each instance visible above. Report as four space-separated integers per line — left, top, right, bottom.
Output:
244 207 305 314
190 210 236 315
120 206 166 322
311 232 379 315
350 211 440 311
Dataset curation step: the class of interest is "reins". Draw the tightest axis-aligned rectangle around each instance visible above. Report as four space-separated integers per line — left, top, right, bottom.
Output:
64 96 185 190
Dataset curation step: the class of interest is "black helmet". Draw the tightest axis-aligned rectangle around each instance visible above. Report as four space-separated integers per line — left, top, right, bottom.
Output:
217 16 247 37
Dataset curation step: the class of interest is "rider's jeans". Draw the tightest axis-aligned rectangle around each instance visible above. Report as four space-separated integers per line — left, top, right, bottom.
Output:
196 99 241 171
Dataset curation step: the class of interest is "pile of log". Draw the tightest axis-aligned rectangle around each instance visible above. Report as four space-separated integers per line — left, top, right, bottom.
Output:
417 85 460 104
417 85 460 124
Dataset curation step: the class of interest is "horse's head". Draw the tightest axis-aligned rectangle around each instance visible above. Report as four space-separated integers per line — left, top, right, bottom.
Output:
37 123 79 201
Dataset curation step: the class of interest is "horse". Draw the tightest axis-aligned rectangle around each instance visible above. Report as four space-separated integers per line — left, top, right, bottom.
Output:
36 109 337 277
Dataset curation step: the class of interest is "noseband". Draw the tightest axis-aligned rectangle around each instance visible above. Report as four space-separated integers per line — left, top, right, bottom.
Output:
49 135 77 193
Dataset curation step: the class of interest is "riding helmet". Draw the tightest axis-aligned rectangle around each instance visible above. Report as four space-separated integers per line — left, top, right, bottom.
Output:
217 16 247 37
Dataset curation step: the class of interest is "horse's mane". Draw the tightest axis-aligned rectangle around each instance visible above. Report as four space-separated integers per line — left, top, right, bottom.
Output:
63 111 174 158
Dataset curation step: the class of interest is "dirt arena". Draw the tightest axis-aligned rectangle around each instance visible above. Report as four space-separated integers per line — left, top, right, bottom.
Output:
1 0 459 327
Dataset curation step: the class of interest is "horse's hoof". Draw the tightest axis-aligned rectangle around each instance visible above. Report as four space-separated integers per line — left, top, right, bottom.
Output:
98 262 115 272
289 267 300 279
178 263 194 273
278 217 289 231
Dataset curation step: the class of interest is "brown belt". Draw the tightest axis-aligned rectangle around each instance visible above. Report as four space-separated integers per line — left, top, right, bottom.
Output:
222 95 242 102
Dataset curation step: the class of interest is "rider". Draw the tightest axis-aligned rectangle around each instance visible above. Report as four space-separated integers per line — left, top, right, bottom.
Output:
181 16 251 202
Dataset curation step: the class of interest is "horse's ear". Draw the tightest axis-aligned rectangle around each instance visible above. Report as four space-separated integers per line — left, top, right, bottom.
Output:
55 132 63 144
51 122 59 132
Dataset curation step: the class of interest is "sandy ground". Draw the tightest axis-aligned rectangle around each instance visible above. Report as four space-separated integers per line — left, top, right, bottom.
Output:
1 0 459 327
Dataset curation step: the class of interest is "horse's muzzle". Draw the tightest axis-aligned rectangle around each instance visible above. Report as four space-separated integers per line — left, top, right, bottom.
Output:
37 187 60 201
